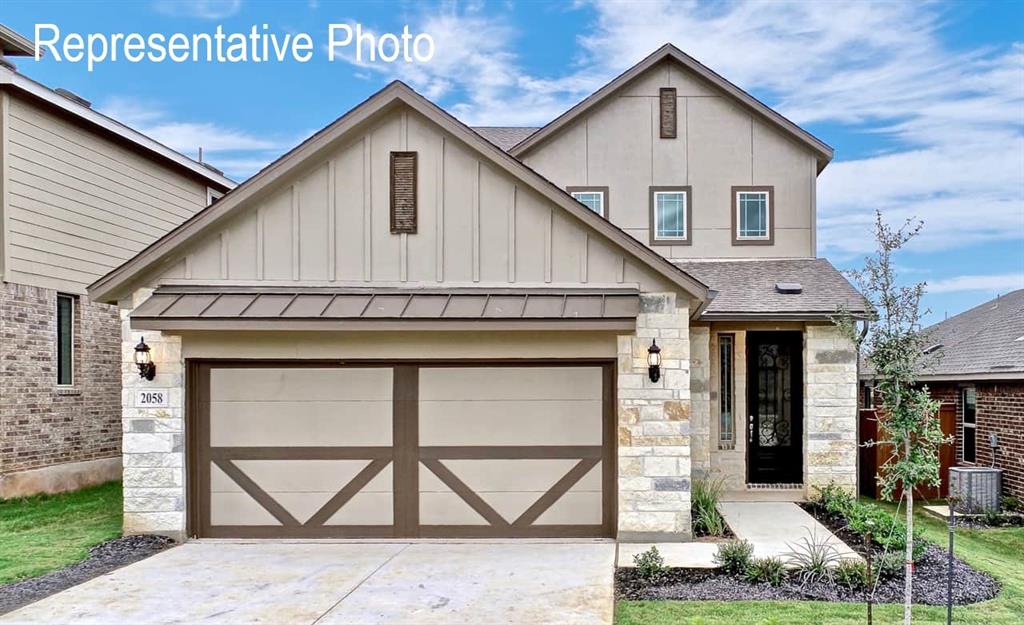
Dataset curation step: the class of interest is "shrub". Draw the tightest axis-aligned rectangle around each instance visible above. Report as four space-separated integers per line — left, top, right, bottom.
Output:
1000 496 1022 513
816 483 855 517
745 556 787 586
834 559 869 590
692 477 728 537
633 545 668 580
784 529 841 585
714 539 754 575
873 551 904 579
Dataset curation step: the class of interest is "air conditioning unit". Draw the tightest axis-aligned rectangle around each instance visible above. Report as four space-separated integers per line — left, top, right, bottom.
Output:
949 467 1002 513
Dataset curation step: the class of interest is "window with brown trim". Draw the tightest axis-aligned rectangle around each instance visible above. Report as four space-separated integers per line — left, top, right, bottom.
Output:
567 186 609 218
56 294 74 386
390 151 417 234
962 387 977 463
659 88 677 138
718 334 735 449
731 186 774 245
649 186 691 245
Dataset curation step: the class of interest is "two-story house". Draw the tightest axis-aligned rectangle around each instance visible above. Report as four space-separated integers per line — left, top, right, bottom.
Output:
87 45 866 542
0 25 234 498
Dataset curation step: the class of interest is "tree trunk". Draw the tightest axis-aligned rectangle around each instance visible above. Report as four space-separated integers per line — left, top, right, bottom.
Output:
904 439 914 625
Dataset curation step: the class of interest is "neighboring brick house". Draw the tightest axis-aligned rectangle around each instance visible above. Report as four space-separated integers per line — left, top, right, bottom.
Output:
861 289 1024 500
0 26 234 498
88 44 866 542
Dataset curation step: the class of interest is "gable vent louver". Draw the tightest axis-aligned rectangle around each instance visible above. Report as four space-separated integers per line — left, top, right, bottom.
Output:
659 88 677 139
390 151 418 234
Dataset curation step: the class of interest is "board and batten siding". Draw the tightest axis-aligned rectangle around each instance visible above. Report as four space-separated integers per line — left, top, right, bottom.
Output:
1 92 211 293
522 59 818 259
159 106 673 292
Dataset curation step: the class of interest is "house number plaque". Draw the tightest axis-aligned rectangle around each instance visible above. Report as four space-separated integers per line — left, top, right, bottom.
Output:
136 390 169 408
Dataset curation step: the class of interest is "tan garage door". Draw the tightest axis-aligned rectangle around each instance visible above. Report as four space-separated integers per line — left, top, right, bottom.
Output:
191 362 613 538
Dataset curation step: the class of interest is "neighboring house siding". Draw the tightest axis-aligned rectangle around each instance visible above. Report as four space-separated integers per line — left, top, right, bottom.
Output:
163 107 672 292
0 283 120 490
4 92 209 293
0 91 218 496
927 381 1024 499
521 60 817 259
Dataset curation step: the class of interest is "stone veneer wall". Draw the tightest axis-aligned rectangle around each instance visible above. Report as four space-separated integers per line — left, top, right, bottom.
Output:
616 292 692 541
688 327 711 477
0 282 122 497
120 289 187 540
804 323 858 493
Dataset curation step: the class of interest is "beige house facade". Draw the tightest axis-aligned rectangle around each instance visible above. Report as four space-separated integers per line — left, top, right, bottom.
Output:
90 45 865 542
0 27 234 498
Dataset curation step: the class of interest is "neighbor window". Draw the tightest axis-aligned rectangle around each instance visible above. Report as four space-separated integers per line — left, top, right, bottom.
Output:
962 387 977 463
719 334 734 447
568 187 608 217
733 186 773 244
206 188 224 206
650 187 691 244
56 294 74 386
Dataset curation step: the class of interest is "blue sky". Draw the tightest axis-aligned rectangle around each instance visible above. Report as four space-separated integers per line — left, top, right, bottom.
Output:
4 0 1022 325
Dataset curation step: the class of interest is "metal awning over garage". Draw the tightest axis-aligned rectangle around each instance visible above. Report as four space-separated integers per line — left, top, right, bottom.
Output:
130 287 641 331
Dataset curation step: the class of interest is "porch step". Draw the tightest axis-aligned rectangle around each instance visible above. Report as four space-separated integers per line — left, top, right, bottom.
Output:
717 502 860 561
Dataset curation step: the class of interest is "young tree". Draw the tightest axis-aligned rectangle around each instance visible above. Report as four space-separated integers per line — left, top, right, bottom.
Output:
834 211 945 625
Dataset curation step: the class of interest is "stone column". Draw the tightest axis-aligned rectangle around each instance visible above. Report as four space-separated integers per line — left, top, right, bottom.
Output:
689 326 711 478
617 292 692 541
804 323 858 495
120 289 187 541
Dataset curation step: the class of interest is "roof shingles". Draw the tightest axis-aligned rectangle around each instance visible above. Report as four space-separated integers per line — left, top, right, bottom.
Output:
916 289 1024 378
674 258 866 318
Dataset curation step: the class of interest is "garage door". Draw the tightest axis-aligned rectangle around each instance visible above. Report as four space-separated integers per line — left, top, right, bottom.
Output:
191 362 613 538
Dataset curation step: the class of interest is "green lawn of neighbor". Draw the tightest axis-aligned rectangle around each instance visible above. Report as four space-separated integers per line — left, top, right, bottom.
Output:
0 481 122 584
617 498 1024 625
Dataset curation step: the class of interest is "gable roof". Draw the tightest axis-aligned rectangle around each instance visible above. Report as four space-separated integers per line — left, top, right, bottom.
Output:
88 80 710 305
509 44 834 172
675 258 867 319
0 62 234 190
915 289 1024 380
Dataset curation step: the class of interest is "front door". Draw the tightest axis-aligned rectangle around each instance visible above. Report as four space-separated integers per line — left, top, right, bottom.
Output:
746 332 803 484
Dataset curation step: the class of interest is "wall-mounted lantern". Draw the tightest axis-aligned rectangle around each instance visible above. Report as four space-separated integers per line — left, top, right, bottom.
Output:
647 339 662 383
134 337 156 381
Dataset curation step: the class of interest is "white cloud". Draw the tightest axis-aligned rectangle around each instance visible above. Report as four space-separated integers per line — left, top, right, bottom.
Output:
927 273 1024 294
100 96 289 179
153 0 242 19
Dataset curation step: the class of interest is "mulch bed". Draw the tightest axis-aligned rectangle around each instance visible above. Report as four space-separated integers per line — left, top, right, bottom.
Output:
616 504 1000 605
0 535 175 615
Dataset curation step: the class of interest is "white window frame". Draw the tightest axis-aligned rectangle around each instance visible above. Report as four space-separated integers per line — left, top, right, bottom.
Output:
56 293 75 387
735 190 771 241
652 189 689 243
569 189 607 218
207 187 224 206
961 386 977 464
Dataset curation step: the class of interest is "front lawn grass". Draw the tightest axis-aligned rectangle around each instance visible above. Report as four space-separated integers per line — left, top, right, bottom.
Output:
616 497 1024 625
0 481 122 584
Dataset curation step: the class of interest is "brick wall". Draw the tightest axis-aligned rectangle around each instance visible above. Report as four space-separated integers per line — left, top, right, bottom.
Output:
0 282 121 477
927 381 1024 499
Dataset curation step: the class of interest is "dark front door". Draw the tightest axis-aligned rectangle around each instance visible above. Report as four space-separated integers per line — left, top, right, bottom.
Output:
747 332 803 484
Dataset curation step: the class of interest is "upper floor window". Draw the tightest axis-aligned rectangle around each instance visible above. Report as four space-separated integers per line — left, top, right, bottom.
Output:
650 186 691 245
567 186 608 218
56 294 74 386
207 188 224 206
732 186 774 245
962 387 977 463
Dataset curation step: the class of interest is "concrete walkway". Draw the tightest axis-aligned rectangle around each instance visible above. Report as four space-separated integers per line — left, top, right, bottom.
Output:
1 541 615 625
618 502 859 567
719 501 860 561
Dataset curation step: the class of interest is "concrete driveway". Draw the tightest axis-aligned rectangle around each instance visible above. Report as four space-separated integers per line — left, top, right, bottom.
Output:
1 541 615 625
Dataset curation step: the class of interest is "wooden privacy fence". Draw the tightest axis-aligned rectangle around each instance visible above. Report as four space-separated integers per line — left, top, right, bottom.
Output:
859 403 956 501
